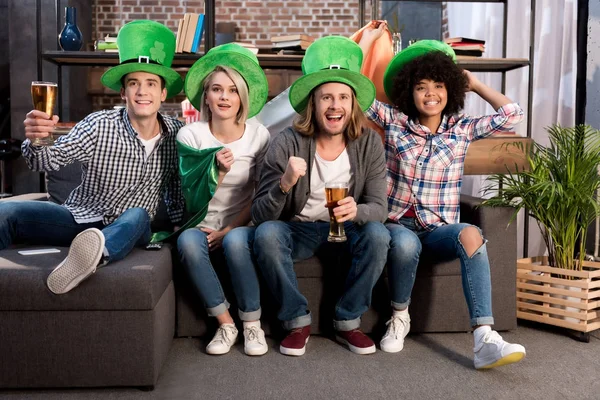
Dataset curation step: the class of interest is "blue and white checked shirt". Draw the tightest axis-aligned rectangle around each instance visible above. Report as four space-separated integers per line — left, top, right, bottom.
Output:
22 108 185 225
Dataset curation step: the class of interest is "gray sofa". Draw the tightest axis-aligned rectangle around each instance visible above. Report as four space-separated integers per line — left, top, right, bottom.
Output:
176 194 517 337
0 164 517 389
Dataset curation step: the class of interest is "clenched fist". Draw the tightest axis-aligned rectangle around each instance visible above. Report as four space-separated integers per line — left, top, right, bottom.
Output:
216 148 234 173
280 156 307 192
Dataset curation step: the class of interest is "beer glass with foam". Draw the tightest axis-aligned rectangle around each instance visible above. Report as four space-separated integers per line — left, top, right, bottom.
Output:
325 181 349 242
30 81 58 146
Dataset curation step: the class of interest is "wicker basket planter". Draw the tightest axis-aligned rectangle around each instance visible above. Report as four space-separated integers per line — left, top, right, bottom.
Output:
516 256 600 333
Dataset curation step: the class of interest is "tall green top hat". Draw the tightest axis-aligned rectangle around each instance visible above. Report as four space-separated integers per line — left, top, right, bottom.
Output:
184 43 268 118
101 20 183 98
289 36 375 113
383 40 456 100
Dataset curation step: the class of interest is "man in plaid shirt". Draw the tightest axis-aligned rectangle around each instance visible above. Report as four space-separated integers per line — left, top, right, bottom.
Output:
360 23 526 369
0 21 184 294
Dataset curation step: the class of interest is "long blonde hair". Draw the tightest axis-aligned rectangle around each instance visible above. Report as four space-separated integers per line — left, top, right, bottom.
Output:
199 65 249 124
293 84 366 141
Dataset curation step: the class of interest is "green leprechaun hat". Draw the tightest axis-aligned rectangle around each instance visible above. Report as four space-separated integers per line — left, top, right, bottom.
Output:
289 36 375 113
101 20 183 98
383 39 456 100
184 43 268 118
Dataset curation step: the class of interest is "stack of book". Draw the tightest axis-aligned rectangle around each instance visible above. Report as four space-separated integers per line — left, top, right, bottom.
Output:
444 37 485 57
176 13 205 53
230 42 259 55
270 34 314 53
95 33 118 52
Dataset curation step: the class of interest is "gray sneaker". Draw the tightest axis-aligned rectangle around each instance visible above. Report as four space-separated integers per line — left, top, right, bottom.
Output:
206 324 238 355
243 325 268 356
46 228 105 295
380 312 411 353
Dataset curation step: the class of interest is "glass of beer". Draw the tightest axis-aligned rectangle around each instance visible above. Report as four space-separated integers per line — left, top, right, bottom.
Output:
325 181 349 242
31 81 58 146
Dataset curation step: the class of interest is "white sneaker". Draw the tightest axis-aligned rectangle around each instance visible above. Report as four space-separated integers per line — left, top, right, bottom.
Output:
243 325 268 356
380 311 411 353
474 330 526 369
46 228 105 295
206 324 238 355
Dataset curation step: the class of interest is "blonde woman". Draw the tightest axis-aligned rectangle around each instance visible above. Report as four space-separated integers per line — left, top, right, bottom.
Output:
176 44 270 356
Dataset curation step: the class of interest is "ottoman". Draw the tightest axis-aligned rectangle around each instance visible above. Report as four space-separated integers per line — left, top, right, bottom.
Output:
0 246 175 389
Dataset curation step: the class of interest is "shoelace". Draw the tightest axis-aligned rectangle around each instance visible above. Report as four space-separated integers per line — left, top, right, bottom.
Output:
385 315 409 339
246 326 262 343
214 325 236 345
483 330 503 345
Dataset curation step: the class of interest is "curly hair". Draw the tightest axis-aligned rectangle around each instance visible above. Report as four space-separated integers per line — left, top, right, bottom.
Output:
389 51 468 120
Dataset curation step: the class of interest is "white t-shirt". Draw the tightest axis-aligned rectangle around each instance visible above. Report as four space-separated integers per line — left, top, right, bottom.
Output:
295 149 352 222
176 118 270 231
138 133 161 160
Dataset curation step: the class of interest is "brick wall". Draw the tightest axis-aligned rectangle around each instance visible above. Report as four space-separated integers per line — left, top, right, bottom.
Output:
91 0 375 110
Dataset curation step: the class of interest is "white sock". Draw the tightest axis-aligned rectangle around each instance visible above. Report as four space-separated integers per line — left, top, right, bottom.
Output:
392 308 409 317
473 325 492 345
243 320 261 329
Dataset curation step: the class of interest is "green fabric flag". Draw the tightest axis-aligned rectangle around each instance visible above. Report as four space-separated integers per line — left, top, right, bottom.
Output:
150 141 223 243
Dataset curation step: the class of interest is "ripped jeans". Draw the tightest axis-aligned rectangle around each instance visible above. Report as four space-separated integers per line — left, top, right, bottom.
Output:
386 218 494 326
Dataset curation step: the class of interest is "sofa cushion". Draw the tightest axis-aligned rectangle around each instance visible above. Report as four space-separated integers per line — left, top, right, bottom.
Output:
46 162 82 205
0 246 172 311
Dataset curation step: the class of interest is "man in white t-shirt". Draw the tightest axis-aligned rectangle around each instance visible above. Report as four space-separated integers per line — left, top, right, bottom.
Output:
251 36 390 356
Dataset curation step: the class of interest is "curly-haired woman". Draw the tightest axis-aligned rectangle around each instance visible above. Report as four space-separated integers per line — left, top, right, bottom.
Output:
359 21 526 369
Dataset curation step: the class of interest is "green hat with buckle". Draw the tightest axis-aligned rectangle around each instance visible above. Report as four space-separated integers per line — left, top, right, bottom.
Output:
383 39 456 100
101 20 183 98
184 43 268 118
289 36 376 113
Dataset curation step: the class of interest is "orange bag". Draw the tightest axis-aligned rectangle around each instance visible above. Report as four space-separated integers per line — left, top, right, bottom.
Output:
350 21 394 142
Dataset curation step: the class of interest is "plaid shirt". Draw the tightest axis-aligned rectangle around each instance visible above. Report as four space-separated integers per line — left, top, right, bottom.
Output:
367 100 524 230
22 108 185 225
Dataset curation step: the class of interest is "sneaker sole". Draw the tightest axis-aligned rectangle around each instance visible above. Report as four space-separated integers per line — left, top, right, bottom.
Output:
280 336 309 356
47 228 105 295
245 346 268 356
336 336 376 355
380 342 404 353
207 346 234 355
476 351 526 370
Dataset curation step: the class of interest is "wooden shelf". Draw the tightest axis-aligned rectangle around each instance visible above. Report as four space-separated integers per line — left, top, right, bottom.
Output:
456 57 530 72
42 51 304 70
43 51 528 73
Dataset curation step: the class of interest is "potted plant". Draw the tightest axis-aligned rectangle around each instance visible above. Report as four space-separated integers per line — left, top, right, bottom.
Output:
482 124 600 338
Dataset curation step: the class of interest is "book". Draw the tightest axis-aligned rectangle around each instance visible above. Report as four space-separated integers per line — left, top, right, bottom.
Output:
444 37 485 44
449 43 485 51
230 42 259 55
190 14 205 53
271 34 315 43
104 33 118 43
177 13 193 53
175 18 184 53
95 41 118 50
183 13 199 53
272 39 312 50
452 49 483 57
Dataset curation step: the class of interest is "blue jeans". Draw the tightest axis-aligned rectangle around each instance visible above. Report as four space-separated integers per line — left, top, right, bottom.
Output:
386 218 494 326
254 220 389 331
0 200 151 263
177 226 261 320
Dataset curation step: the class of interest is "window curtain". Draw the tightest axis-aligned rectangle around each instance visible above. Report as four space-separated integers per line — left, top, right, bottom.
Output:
446 0 577 257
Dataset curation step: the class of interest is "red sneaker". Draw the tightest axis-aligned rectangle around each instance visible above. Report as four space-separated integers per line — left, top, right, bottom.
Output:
280 326 311 356
336 329 376 355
